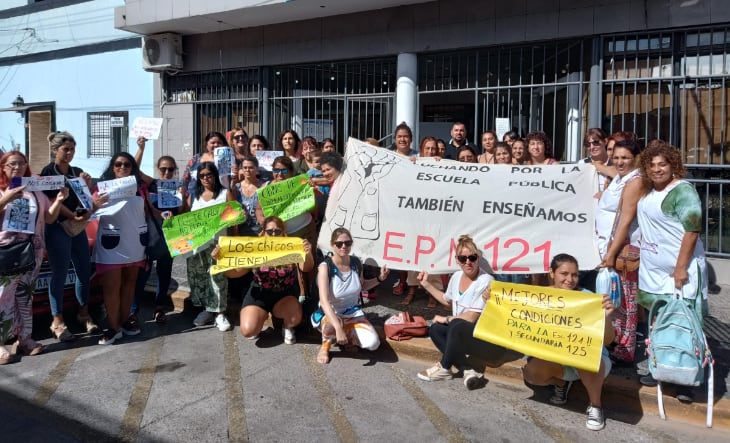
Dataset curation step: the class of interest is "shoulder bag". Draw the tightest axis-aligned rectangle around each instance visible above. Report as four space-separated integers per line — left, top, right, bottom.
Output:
0 237 35 276
609 190 640 273
384 311 428 341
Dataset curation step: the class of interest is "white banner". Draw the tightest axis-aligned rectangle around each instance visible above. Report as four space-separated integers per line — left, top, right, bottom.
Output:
318 138 601 274
96 176 138 200
15 175 65 191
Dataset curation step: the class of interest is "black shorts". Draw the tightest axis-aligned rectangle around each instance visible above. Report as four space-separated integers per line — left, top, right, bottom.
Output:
242 285 298 313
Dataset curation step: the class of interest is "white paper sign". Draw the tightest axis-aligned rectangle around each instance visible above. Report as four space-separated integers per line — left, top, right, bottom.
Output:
18 175 65 191
2 195 37 234
96 176 138 200
256 150 284 171
130 117 164 140
495 118 511 141
318 138 601 274
214 147 235 176
67 178 94 210
156 179 183 208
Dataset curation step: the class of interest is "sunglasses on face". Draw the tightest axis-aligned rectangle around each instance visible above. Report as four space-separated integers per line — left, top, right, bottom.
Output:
272 168 289 175
584 140 602 147
265 228 283 236
159 167 176 173
198 172 214 179
334 240 353 249
114 161 131 169
456 254 478 264
233 134 247 140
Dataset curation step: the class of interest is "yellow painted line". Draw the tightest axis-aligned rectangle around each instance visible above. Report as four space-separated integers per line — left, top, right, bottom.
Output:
389 365 469 443
32 347 83 407
224 331 248 442
119 337 163 442
301 344 358 443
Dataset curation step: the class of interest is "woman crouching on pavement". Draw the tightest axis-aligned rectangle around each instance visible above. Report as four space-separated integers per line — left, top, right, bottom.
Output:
416 234 506 390
314 228 388 364
213 216 314 344
519 253 615 431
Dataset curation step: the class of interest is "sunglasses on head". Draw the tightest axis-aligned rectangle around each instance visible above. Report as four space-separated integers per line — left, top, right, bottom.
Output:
334 240 353 249
159 166 176 173
456 254 478 264
114 161 131 168
272 168 289 175
265 228 283 236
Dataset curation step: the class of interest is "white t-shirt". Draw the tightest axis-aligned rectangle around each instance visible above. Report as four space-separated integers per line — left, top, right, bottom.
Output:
443 269 493 316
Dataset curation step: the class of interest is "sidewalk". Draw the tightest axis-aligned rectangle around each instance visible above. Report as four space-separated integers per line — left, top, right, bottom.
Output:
159 257 730 429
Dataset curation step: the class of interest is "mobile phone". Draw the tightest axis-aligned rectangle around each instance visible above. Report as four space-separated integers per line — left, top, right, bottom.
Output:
9 177 21 189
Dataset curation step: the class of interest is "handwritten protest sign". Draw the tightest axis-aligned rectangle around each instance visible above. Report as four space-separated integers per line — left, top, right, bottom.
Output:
161 201 245 257
474 281 605 373
130 117 163 140
96 176 138 200
67 177 94 210
155 179 183 208
16 175 65 191
256 151 284 171
2 195 37 233
317 138 601 273
258 174 315 221
210 236 305 275
214 147 235 176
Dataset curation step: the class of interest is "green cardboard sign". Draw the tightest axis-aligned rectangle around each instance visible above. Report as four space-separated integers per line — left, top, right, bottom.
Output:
257 174 315 221
162 201 245 257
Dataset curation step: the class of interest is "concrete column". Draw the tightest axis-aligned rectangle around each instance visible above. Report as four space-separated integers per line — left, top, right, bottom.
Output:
588 37 602 130
261 67 269 139
396 53 417 147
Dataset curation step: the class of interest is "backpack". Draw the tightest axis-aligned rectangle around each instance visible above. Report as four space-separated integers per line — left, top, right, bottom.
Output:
646 291 714 427
323 254 363 305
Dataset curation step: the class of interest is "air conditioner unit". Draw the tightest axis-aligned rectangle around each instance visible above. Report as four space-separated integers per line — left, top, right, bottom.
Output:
142 33 183 72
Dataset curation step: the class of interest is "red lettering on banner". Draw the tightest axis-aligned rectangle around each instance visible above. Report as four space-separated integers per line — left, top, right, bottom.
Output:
383 231 405 262
414 235 436 265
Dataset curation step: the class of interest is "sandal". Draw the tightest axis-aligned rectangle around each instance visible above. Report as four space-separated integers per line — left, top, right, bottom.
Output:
50 323 74 342
154 309 168 324
15 337 44 356
392 279 407 296
77 314 100 334
0 346 19 365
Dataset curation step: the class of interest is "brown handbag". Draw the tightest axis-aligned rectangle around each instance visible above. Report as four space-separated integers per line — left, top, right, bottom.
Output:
384 311 428 341
610 189 640 273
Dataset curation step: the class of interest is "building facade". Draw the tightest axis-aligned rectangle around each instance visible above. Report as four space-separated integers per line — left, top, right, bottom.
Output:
0 0 154 176
115 0 730 274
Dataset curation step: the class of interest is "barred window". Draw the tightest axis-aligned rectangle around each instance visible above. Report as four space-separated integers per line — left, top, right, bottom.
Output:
87 111 128 158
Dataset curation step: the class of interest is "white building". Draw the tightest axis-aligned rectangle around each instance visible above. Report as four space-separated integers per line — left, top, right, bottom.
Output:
115 0 730 278
0 0 154 176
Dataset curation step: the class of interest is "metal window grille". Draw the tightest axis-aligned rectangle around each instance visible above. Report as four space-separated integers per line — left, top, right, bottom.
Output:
419 40 589 161
87 111 128 158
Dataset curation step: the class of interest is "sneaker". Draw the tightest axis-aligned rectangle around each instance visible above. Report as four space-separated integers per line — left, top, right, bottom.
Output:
417 362 453 381
463 368 486 390
283 327 296 345
121 318 141 336
98 329 122 345
550 380 573 405
215 314 232 332
676 387 694 403
639 374 658 387
392 279 406 296
193 311 216 326
585 405 605 431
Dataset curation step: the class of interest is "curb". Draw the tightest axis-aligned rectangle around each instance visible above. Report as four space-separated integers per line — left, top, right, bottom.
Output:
169 287 729 430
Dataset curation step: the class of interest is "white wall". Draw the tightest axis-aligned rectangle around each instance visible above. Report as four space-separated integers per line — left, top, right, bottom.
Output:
0 47 154 177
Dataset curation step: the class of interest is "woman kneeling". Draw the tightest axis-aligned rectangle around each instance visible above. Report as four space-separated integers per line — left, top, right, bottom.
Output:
521 253 615 431
315 228 388 364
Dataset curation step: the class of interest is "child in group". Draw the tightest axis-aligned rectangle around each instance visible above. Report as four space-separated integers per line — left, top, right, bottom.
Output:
516 253 616 431
306 149 329 229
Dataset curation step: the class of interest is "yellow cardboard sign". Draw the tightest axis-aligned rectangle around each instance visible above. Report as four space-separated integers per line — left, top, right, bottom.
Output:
210 236 305 275
474 281 605 373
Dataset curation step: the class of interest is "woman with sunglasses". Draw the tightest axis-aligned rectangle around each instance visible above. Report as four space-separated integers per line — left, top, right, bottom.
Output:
314 228 388 364
415 235 506 390
132 137 187 324
94 153 147 344
186 162 235 331
520 253 615 431
182 131 228 201
41 131 105 341
228 127 250 164
0 151 66 362
215 216 314 344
